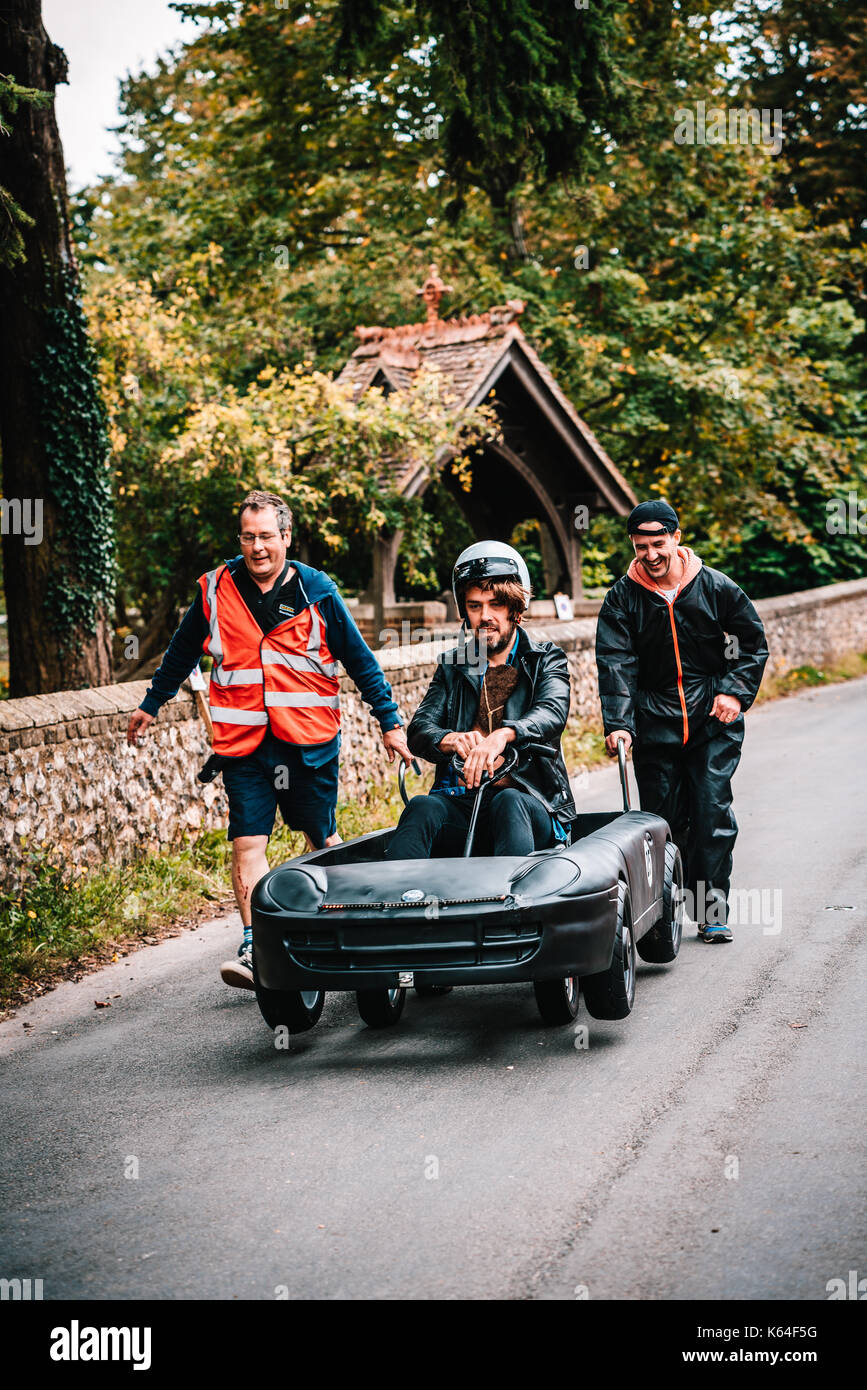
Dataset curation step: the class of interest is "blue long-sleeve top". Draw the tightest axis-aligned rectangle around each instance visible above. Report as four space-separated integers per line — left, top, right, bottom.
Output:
139 556 401 765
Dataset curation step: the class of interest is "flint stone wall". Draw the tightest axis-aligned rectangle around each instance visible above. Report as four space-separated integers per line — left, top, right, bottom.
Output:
1 576 866 883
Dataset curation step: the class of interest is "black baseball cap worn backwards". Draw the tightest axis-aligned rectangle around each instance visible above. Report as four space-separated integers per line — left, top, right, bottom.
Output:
627 500 680 535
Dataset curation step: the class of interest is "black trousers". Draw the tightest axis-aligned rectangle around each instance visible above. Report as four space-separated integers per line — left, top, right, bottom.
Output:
632 719 744 925
384 787 555 860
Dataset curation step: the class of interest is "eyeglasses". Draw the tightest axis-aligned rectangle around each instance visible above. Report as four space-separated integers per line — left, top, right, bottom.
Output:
238 532 282 546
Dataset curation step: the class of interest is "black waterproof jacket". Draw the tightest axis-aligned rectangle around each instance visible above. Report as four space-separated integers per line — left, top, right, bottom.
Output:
407 625 577 825
596 557 768 747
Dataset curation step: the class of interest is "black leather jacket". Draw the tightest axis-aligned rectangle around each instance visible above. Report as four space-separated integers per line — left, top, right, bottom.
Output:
406 625 576 825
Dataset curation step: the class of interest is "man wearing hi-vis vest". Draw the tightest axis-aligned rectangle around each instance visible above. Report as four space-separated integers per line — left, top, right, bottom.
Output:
127 490 411 989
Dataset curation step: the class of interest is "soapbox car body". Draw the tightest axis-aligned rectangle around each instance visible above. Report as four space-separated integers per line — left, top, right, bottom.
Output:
250 740 683 1032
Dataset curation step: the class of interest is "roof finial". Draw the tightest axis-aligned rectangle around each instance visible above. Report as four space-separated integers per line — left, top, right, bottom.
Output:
416 263 453 325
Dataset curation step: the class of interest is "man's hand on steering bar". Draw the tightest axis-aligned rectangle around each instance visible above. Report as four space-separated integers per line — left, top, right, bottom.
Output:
438 729 484 760
604 729 633 758
458 726 515 789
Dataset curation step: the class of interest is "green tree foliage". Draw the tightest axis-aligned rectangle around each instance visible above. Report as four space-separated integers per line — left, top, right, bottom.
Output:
76 0 867 615
0 72 51 267
730 0 867 245
87 266 496 639
157 360 496 592
333 0 640 246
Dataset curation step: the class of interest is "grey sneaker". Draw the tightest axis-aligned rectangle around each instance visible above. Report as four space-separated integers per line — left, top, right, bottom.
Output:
220 942 255 989
697 924 733 943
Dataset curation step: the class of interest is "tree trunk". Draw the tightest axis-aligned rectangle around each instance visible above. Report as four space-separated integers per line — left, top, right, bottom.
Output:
508 195 530 263
361 529 402 648
113 591 179 683
485 163 530 264
0 0 115 697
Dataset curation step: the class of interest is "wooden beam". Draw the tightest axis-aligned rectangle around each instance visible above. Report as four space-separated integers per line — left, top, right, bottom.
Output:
504 351 636 514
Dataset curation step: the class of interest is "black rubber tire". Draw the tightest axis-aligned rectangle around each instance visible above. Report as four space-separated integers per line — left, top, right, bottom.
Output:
637 842 684 964
252 954 325 1033
533 975 580 1025
356 987 406 1028
581 886 636 1021
414 984 454 997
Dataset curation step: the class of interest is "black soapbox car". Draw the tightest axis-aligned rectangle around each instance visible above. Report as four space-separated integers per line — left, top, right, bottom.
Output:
250 738 683 1033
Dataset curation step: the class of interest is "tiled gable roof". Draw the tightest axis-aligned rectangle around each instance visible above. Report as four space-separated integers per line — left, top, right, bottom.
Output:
333 266 634 507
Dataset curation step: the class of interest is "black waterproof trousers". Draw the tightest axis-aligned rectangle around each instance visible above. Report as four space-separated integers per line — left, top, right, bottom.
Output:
632 718 744 926
384 788 555 861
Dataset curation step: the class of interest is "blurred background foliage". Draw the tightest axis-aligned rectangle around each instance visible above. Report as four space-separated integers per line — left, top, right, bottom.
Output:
68 0 866 651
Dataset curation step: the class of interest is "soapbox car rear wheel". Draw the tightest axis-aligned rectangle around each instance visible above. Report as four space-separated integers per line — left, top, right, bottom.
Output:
637 842 684 964
252 955 325 1033
356 986 406 1028
581 887 636 1021
533 974 580 1025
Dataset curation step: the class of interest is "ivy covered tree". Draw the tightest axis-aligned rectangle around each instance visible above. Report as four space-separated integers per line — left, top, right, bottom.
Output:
0 0 116 696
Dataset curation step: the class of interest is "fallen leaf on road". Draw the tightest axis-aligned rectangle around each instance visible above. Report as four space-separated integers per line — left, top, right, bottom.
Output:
94 999 112 1009
789 1022 808 1029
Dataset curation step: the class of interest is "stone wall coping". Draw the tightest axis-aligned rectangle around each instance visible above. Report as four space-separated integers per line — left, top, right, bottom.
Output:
369 617 599 672
754 575 867 620
2 577 865 724
0 680 191 732
346 600 449 621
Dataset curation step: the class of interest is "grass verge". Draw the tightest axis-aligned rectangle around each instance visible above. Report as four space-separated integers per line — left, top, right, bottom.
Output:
2 653 863 1014
0 767 439 1015
753 650 867 703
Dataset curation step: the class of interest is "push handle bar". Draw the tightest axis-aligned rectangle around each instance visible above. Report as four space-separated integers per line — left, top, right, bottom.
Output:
617 736 632 812
397 758 423 808
519 740 558 759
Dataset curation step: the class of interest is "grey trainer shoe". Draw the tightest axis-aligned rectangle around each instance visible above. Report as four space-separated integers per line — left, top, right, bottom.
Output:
220 942 255 989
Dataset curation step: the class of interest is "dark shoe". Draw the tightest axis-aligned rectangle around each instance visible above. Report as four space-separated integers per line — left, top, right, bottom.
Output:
697 924 733 943
220 942 255 989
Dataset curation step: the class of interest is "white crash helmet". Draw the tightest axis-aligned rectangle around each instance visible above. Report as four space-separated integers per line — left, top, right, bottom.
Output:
452 540 532 619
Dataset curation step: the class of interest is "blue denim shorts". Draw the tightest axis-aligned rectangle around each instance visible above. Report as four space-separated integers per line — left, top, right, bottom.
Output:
220 734 338 846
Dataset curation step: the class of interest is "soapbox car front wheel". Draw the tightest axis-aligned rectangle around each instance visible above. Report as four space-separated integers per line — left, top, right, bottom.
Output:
581 886 636 1021
637 841 684 964
533 974 580 1025
356 986 406 1028
252 955 325 1034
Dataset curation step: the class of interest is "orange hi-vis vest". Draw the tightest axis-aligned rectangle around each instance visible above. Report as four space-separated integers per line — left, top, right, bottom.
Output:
199 563 341 757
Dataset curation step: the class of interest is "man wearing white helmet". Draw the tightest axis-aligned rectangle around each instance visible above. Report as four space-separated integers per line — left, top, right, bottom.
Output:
384 541 576 860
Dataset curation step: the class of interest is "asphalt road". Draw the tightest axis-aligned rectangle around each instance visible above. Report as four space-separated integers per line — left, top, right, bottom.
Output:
1 678 865 1301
